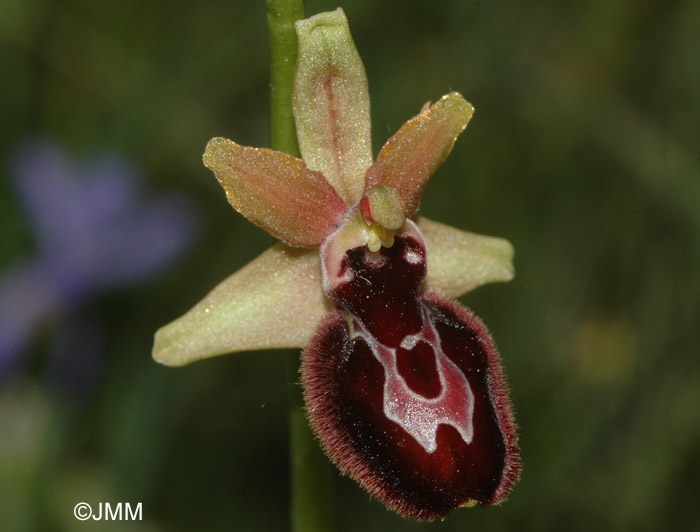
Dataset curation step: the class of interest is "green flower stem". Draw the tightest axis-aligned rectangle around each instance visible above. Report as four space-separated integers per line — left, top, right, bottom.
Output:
286 352 336 532
266 0 304 157
265 1 336 531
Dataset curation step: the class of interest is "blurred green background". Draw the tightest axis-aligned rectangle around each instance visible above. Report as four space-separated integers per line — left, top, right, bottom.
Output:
1 0 699 530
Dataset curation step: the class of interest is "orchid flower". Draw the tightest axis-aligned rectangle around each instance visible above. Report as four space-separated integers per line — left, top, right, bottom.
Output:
153 8 519 521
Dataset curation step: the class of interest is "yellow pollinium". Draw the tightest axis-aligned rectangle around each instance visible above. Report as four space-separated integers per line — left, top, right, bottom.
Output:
365 221 395 252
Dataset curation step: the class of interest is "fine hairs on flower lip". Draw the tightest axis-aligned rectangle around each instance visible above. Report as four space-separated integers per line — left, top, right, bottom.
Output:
304 226 520 520
153 6 519 521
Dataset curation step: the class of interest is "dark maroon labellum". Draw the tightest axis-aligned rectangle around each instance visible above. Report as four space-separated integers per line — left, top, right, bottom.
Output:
302 223 520 521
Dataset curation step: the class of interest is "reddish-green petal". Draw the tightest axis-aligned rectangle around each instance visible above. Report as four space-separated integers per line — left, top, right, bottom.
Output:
365 93 474 217
203 137 347 248
152 244 332 367
293 8 373 205
417 217 515 298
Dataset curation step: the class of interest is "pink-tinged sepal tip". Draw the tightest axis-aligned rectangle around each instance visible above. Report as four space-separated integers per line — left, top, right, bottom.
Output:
302 225 520 521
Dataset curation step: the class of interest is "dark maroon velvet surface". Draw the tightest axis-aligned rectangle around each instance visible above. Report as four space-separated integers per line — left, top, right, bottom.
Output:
302 234 518 520
329 236 425 347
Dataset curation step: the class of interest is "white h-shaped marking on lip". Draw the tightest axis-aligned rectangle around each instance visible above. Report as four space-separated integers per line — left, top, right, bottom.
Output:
349 308 475 454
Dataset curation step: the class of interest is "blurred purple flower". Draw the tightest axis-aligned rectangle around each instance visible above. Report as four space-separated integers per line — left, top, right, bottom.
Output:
0 138 199 381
